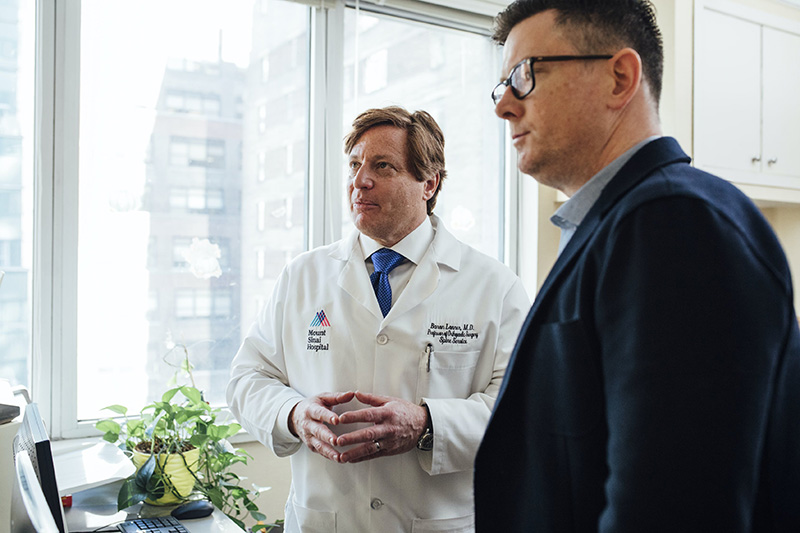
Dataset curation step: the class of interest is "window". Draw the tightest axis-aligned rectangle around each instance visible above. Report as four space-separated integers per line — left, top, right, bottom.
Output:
174 289 232 319
164 90 222 116
168 187 225 213
0 0 33 394
31 0 513 437
71 0 310 425
341 9 504 257
169 137 226 168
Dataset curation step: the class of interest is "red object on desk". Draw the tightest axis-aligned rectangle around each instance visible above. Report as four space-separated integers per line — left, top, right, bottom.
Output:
61 495 72 508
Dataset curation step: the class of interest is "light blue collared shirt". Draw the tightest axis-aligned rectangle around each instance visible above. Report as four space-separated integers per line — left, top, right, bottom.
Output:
551 136 660 255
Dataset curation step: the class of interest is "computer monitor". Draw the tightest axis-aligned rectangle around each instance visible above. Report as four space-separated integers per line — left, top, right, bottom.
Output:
11 451 60 533
10 404 67 533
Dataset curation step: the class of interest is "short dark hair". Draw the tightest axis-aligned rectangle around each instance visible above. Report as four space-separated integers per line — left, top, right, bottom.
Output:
492 0 663 105
344 106 447 215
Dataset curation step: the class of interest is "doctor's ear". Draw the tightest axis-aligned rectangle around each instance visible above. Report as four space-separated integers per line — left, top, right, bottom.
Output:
606 48 642 110
422 172 439 201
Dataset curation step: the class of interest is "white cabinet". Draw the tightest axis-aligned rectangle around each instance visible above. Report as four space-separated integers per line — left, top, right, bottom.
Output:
762 27 800 179
694 2 800 192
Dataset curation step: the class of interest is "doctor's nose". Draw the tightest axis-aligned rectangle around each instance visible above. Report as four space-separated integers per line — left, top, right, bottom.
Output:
352 168 374 189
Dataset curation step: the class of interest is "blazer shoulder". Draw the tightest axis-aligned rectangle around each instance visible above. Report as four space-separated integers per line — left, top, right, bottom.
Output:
609 163 792 287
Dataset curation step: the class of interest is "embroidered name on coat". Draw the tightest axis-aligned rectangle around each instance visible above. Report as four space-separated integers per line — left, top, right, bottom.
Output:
427 322 479 345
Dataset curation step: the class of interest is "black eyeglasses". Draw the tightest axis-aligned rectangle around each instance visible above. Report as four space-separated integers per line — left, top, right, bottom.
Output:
491 55 613 105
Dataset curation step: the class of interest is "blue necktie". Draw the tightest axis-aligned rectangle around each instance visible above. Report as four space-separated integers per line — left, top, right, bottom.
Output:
370 248 405 317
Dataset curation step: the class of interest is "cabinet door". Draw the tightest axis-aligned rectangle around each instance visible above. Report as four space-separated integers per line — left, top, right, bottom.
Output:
762 27 800 178
694 9 762 172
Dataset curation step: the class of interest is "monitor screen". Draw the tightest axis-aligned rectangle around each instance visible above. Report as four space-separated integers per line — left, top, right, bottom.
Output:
11 404 66 533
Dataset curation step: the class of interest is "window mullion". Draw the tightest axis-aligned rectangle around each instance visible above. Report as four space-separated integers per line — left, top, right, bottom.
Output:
324 1 345 245
49 0 82 438
308 1 345 248
307 7 328 249
32 0 57 434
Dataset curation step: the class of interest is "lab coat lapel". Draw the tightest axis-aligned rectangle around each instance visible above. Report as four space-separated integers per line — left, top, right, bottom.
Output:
387 215 460 320
334 229 384 320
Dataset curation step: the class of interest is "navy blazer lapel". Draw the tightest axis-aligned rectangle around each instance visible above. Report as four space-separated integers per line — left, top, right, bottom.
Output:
529 137 689 318
496 138 691 399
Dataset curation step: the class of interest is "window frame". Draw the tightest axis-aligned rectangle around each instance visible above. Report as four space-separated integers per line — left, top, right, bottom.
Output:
33 0 528 439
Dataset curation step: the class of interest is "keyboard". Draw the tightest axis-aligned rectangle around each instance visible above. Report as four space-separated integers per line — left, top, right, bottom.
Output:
117 515 189 533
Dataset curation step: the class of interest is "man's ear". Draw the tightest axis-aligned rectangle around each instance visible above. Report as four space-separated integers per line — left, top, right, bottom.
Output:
607 47 642 110
422 172 439 201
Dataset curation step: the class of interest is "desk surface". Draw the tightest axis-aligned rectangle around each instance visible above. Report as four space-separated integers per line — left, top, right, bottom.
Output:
65 481 243 533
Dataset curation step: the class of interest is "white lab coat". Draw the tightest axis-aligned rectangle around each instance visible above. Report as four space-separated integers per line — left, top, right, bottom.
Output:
227 215 529 533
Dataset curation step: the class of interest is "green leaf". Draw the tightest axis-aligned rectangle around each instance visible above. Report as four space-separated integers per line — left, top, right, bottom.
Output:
208 424 239 441
103 405 128 416
250 511 266 522
135 454 157 489
101 432 120 444
206 486 225 510
190 433 210 448
127 418 145 434
117 477 146 511
95 419 121 434
180 386 203 405
162 388 181 403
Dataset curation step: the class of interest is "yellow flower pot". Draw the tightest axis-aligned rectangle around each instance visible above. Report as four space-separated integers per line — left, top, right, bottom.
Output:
131 447 201 505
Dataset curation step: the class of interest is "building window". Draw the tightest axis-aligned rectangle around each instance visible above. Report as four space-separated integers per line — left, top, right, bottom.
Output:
257 151 267 182
175 289 232 319
164 90 222 116
257 201 266 232
169 137 226 168
169 187 225 213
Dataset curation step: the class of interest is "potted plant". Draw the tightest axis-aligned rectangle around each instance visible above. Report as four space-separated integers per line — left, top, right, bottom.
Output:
95 342 281 532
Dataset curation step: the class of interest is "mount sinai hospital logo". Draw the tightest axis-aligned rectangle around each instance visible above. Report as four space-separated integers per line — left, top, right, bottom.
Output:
307 309 330 352
309 309 330 327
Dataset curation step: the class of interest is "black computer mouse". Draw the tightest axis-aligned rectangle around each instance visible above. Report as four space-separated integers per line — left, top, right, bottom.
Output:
171 499 215 520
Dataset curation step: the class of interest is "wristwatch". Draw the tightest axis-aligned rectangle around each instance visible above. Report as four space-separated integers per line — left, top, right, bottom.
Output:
416 403 434 451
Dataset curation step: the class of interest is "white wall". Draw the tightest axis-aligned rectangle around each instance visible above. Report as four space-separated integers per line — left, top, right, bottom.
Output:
231 441 292 527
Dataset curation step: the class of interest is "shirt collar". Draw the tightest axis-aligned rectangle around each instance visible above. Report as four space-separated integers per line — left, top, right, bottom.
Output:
359 216 434 265
551 136 661 231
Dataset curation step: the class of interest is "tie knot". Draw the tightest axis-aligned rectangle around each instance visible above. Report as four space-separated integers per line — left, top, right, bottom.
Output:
371 248 405 274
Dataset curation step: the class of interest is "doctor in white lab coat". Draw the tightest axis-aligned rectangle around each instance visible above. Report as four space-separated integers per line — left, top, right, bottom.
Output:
227 106 529 533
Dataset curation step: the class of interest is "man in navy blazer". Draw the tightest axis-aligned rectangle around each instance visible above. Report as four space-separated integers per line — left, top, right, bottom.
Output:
475 0 800 530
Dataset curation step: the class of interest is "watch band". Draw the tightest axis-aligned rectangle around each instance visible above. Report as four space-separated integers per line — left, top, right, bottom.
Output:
416 403 434 451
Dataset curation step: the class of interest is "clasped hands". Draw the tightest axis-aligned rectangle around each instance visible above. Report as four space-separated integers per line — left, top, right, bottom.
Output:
288 391 427 464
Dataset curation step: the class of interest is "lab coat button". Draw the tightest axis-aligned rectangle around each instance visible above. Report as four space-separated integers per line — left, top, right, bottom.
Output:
376 334 389 345
370 498 383 510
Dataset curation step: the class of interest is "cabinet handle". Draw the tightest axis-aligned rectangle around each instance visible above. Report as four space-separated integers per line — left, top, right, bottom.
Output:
768 158 778 166
751 156 761 163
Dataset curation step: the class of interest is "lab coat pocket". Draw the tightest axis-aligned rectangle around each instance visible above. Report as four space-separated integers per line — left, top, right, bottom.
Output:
418 350 481 400
293 502 336 533
411 512 475 532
